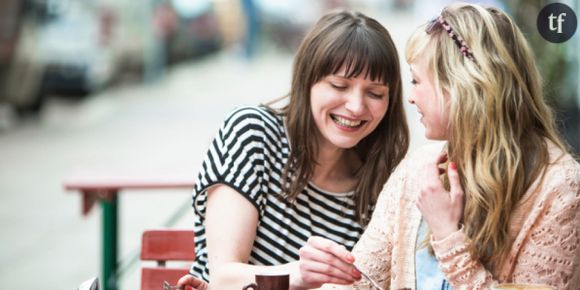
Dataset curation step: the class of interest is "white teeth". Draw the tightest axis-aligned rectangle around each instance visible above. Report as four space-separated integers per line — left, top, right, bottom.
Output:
333 115 362 127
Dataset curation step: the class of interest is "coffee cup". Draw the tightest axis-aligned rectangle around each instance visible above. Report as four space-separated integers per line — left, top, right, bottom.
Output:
242 274 289 290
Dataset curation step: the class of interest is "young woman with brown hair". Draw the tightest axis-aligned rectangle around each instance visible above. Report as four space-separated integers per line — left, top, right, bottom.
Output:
178 10 409 290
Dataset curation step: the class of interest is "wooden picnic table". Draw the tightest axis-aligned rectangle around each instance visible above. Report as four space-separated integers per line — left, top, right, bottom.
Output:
64 176 195 290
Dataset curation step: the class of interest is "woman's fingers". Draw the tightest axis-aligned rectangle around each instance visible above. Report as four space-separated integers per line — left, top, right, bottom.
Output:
299 259 358 284
447 162 464 204
300 238 359 281
297 269 358 286
417 160 465 240
423 152 448 188
435 152 449 165
296 236 361 289
177 274 209 290
307 236 355 263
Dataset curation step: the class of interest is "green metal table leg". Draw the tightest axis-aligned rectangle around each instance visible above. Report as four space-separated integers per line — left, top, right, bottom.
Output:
101 193 119 290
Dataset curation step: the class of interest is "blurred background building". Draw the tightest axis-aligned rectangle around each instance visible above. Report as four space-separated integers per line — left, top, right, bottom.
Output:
0 0 578 289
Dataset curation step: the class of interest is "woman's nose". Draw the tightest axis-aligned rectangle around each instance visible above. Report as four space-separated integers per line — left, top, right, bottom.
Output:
407 94 416 104
345 93 365 115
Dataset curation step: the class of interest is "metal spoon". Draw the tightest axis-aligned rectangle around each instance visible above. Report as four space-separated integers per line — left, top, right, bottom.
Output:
353 265 385 290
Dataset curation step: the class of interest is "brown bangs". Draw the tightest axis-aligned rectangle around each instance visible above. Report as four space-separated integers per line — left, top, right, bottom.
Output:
313 25 400 87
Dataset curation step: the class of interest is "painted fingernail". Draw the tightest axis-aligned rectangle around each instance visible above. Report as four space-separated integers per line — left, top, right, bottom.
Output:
449 162 456 170
352 268 361 277
346 253 355 263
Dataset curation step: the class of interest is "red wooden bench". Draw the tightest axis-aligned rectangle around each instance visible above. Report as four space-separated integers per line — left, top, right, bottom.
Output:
141 229 196 290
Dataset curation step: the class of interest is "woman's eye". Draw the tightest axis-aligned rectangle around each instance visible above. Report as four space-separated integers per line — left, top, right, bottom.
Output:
411 79 418 85
368 92 384 99
330 83 347 90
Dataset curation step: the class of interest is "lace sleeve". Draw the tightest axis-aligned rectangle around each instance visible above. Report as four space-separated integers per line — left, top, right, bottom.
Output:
430 228 494 289
430 163 580 290
318 158 408 290
510 170 580 289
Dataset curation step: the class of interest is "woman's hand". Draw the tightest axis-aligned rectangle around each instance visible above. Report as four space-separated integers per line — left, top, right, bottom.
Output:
416 153 464 240
291 236 361 290
177 274 209 290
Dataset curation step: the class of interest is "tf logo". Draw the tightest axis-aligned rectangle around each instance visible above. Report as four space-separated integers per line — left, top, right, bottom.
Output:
537 3 577 43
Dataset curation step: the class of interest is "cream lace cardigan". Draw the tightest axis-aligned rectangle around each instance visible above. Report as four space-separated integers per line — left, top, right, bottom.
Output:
320 142 580 290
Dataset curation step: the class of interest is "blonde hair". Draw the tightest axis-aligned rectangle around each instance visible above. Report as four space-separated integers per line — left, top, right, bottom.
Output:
406 3 568 267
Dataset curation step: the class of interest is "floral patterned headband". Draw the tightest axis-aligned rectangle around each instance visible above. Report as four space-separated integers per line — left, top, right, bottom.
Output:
426 16 477 63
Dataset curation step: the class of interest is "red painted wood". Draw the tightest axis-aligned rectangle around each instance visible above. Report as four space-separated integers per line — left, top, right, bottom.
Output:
64 176 194 191
64 175 194 214
140 229 196 290
141 230 195 261
141 267 190 290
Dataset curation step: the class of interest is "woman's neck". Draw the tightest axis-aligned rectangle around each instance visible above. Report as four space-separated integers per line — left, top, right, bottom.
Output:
311 140 360 193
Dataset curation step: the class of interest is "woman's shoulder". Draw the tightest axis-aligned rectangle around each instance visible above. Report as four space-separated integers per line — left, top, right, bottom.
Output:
222 105 283 131
544 143 580 193
521 142 580 215
225 105 280 122
521 143 580 235
405 141 447 167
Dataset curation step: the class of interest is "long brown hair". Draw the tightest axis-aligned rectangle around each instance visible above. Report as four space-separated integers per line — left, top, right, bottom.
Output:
406 3 568 267
272 10 409 226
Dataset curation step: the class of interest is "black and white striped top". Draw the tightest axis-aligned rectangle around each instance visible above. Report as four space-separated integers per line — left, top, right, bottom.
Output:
190 106 370 281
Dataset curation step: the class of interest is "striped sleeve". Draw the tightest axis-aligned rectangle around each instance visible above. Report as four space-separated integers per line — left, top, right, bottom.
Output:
192 107 267 219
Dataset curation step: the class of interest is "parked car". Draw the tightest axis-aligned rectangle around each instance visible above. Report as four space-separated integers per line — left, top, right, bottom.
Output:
0 0 117 115
38 0 116 96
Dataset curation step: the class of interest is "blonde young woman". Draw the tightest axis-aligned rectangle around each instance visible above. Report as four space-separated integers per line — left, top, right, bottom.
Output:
177 10 409 290
300 3 580 290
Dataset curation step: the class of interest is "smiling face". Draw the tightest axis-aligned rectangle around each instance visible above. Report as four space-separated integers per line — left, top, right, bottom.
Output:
408 55 450 140
310 69 389 150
